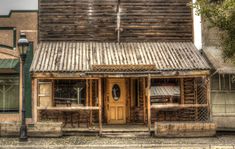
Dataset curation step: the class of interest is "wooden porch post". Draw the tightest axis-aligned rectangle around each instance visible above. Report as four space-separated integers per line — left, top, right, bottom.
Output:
98 78 102 134
206 76 211 120
147 74 151 130
143 78 146 124
180 78 184 104
32 78 38 123
89 80 93 127
86 79 89 106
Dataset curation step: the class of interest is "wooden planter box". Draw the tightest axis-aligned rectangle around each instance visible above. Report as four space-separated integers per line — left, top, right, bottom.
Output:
154 122 216 137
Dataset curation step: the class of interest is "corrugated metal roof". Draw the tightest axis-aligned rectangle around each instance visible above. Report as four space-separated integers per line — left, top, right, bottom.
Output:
30 42 210 72
151 86 180 96
0 59 19 69
203 47 235 74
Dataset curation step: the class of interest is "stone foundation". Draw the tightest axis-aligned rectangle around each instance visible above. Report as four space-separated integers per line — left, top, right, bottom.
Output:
0 122 63 137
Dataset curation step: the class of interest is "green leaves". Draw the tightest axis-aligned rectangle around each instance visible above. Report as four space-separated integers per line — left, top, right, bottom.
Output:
192 0 235 62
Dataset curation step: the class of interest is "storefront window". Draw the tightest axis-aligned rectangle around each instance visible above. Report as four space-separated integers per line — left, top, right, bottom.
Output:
231 74 235 90
211 74 219 90
151 78 180 104
0 75 19 113
221 74 229 90
54 80 86 106
212 73 235 91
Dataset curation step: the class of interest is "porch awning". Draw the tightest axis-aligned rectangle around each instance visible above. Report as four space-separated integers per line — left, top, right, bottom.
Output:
30 42 210 73
203 47 235 74
0 59 19 73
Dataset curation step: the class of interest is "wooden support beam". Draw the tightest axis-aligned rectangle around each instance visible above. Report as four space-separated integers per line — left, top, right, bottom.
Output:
143 78 146 124
206 76 211 120
180 78 184 104
98 78 102 135
33 78 38 123
127 78 131 123
229 74 231 91
147 75 151 131
86 79 89 106
130 78 134 122
219 74 221 90
194 79 198 121
89 80 93 127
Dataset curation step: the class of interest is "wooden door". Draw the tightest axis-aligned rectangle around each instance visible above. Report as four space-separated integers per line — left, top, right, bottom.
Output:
107 79 126 124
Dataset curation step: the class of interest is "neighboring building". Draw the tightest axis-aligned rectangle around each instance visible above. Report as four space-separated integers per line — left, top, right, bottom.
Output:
202 21 235 131
0 10 37 122
27 0 215 137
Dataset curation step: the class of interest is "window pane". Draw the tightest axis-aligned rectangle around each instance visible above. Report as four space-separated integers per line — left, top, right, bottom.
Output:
0 76 19 113
221 74 229 90
54 80 86 106
211 74 219 90
212 105 225 113
151 78 180 104
226 93 235 104
231 74 235 90
226 105 235 113
211 93 226 104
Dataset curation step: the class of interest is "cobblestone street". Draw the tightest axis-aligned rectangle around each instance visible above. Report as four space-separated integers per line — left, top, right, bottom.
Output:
0 134 235 148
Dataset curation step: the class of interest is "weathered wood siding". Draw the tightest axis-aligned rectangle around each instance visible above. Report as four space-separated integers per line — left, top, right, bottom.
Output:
39 0 193 42
39 0 117 41
120 0 193 41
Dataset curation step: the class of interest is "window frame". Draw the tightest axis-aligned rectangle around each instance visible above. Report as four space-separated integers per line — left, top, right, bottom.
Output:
0 74 20 113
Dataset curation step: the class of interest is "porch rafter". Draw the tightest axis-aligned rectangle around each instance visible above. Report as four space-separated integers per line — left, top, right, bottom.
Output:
31 70 210 79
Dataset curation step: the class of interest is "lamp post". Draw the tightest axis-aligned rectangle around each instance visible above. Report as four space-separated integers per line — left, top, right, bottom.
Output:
18 33 29 142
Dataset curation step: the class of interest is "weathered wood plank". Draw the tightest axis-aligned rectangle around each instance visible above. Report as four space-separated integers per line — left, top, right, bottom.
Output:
39 0 193 42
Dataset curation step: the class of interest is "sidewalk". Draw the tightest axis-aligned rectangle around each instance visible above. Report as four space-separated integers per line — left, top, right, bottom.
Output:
1 144 235 149
0 134 235 148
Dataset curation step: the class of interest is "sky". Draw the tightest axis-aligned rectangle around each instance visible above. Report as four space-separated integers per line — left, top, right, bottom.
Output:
0 0 38 15
0 0 202 49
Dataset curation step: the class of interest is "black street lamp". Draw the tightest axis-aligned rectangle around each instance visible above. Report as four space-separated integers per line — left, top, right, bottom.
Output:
18 33 29 142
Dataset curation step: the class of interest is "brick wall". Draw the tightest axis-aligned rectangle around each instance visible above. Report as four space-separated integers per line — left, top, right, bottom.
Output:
0 11 38 122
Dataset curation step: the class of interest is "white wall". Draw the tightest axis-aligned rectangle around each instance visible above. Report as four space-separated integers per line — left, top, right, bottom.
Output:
192 0 202 50
0 0 38 15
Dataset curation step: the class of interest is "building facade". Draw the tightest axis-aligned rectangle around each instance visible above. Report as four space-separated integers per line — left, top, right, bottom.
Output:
0 10 37 122
0 0 217 137
202 20 235 131
28 0 215 136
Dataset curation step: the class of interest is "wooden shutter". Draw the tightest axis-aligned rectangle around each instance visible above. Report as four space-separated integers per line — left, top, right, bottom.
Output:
38 82 52 107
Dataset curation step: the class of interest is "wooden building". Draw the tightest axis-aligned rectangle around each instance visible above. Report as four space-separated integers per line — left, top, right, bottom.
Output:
0 10 37 122
29 0 215 136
